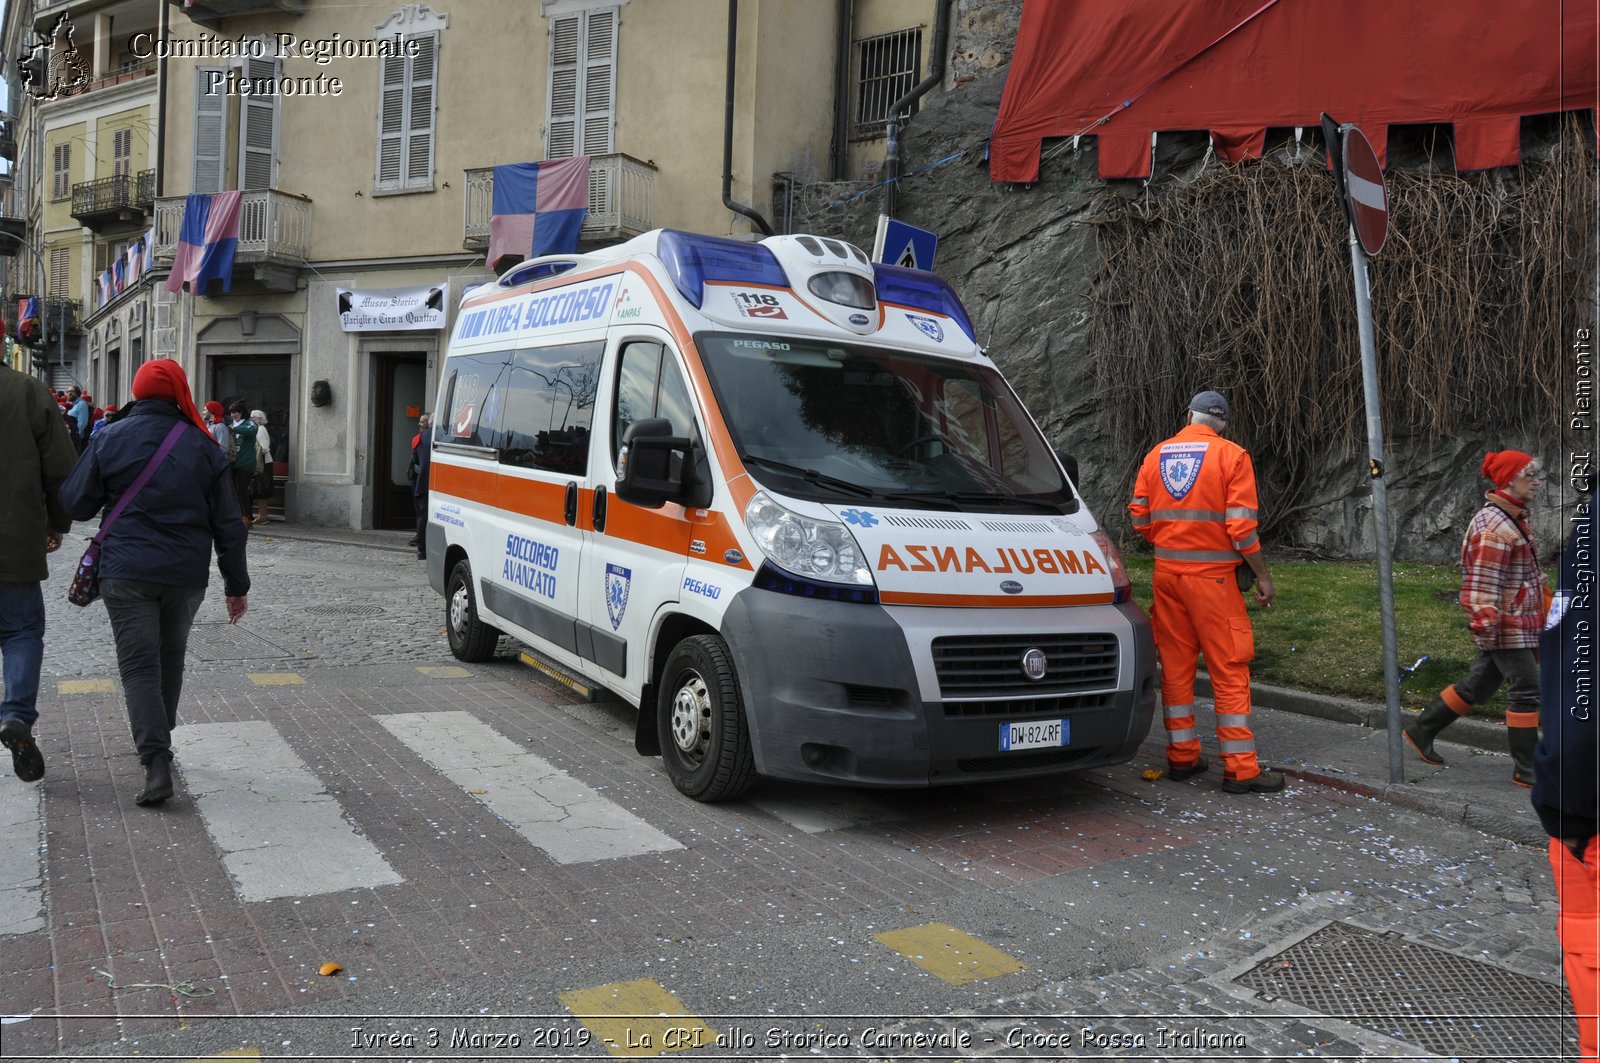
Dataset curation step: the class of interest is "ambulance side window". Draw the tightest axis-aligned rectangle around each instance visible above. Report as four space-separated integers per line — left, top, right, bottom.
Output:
611 341 697 468
437 351 512 448
496 340 604 475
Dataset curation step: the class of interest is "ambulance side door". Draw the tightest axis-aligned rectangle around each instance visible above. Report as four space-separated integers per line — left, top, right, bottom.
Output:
575 334 700 702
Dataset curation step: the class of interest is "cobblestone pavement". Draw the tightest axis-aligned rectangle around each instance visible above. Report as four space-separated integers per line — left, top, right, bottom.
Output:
0 526 1575 1061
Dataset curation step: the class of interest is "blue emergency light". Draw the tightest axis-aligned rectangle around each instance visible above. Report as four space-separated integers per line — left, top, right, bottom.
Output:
872 263 976 342
657 230 788 308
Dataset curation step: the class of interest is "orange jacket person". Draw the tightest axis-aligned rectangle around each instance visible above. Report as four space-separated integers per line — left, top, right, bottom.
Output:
1129 390 1282 794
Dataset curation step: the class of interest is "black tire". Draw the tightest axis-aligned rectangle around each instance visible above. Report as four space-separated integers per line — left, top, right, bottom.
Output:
445 559 501 662
656 634 756 801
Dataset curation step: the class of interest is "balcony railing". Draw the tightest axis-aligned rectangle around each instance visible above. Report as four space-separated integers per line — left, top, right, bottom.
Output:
154 188 312 266
135 170 155 209
71 173 135 224
464 153 657 257
15 296 82 334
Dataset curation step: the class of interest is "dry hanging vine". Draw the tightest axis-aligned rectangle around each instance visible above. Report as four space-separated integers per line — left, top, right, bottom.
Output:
1089 117 1595 547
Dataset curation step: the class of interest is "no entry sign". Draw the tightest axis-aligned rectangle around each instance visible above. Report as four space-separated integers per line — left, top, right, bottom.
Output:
1341 126 1389 255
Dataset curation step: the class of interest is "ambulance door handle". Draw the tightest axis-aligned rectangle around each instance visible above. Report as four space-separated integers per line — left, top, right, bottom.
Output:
564 482 578 526
592 485 608 533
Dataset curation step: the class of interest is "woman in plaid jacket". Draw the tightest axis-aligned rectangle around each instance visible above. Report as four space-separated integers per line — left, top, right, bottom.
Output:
1405 449 1547 786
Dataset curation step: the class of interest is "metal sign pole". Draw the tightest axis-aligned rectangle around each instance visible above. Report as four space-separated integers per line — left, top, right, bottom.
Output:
1346 228 1404 784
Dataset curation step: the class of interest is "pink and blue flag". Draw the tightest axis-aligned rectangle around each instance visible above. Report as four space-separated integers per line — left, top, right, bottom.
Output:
124 235 144 287
166 191 242 294
113 257 126 294
97 269 114 308
487 157 590 268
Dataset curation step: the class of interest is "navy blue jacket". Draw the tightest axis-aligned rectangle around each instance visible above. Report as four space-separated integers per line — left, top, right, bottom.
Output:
412 433 431 499
1532 504 1596 842
59 399 250 596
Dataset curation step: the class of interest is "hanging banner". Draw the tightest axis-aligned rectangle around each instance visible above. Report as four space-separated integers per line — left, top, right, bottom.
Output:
335 285 447 332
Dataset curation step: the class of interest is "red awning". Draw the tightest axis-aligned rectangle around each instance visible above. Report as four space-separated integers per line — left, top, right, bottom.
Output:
989 0 1599 182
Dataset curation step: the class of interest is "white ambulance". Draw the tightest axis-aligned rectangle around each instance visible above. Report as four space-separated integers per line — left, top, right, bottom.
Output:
426 229 1154 801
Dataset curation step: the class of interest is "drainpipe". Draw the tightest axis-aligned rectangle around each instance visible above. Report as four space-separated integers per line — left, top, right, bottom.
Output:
883 0 951 219
155 0 167 197
722 0 773 236
831 0 852 181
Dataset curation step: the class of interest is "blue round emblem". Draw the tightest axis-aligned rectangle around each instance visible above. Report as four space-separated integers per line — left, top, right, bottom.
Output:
1000 581 1023 595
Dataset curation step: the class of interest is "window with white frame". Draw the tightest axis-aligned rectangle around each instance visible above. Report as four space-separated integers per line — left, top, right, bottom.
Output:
546 7 615 162
854 27 922 138
51 143 70 200
374 6 447 194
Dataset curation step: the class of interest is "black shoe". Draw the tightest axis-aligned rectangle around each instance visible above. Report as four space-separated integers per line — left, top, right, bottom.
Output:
1166 757 1208 781
1222 769 1286 794
136 754 174 806
0 719 44 782
407 537 419 546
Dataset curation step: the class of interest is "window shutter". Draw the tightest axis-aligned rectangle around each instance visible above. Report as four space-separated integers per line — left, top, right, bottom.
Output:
580 9 616 157
194 68 226 194
113 129 131 178
52 143 70 199
376 52 406 188
239 56 279 190
49 248 69 298
405 33 436 186
546 15 579 159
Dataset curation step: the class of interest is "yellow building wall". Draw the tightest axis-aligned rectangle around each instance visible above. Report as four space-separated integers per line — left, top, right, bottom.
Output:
92 105 152 180
42 123 85 235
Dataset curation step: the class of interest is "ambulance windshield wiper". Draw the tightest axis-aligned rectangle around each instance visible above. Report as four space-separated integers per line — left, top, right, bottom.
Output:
741 454 874 498
881 489 1075 515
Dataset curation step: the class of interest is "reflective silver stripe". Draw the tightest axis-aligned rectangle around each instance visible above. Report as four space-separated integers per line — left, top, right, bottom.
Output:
1131 496 1149 506
1154 547 1242 563
1233 531 1260 551
1163 702 1194 720
1216 713 1252 729
1166 727 1196 743
1131 515 1151 527
1224 507 1258 520
1219 738 1256 754
1150 508 1225 522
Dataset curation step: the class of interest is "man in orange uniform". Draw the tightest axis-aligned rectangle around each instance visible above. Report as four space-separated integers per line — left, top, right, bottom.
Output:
1129 390 1283 793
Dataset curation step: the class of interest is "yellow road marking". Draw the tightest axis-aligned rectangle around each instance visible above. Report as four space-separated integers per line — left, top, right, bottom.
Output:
561 978 717 1057
58 679 115 694
246 673 306 686
418 665 472 678
873 922 1026 986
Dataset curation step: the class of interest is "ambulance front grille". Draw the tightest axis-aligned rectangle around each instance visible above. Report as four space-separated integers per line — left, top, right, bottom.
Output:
941 693 1110 718
977 520 1055 533
881 514 973 531
957 747 1097 774
931 633 1118 697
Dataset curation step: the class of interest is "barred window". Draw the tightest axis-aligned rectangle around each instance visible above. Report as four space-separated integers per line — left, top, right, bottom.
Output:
854 27 922 138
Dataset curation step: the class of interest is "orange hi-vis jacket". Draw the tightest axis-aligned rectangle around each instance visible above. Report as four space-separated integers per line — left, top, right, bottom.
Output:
1128 423 1262 575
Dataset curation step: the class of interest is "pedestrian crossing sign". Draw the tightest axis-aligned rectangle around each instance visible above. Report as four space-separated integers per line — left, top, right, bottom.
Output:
872 215 939 271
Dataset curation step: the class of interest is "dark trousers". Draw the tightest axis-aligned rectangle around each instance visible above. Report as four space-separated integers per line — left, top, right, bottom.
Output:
1454 647 1540 710
414 493 427 558
0 582 45 728
101 579 205 764
232 468 254 521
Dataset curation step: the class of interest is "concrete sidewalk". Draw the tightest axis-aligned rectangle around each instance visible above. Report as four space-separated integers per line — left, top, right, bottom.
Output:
1195 675 1548 848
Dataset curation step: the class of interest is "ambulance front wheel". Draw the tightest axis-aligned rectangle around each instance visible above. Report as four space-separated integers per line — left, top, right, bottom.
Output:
446 559 502 662
657 634 756 802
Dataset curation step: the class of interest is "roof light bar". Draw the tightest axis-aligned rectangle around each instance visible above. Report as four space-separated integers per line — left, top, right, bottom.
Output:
872 263 977 342
657 229 788 308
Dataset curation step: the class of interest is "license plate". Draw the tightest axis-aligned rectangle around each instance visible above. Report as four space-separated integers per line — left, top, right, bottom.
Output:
999 719 1067 752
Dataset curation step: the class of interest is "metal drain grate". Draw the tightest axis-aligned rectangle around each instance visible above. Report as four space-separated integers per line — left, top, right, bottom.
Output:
306 603 386 617
186 624 294 661
1235 921 1574 1058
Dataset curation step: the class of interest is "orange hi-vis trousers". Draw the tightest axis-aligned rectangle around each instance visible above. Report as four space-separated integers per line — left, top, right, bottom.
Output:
1152 566 1263 784
1552 837 1600 1061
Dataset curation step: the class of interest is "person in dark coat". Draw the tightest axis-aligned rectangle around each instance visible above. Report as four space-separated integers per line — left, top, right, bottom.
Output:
1533 493 1599 1060
411 412 432 559
59 360 250 807
0 362 76 783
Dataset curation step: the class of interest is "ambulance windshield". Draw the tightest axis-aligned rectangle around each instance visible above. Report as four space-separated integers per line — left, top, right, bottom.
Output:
696 333 1077 512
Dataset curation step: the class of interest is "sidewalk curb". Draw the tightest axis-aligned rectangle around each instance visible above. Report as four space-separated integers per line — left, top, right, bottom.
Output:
1286 767 1547 848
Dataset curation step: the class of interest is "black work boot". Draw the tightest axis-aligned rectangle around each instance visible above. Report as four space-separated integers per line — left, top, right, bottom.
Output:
0 718 45 782
1508 725 1538 788
136 752 174 807
1403 696 1460 765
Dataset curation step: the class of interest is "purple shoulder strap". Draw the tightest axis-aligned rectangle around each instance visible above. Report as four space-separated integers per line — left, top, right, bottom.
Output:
92 421 190 545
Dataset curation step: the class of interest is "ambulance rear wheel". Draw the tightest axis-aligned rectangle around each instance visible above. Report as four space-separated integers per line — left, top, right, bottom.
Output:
446 559 501 662
657 634 755 802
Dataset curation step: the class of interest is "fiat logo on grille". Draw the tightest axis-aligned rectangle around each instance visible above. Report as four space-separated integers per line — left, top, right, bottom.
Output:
1021 648 1048 681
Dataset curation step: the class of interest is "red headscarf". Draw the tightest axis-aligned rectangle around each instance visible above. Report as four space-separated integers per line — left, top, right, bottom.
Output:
132 360 212 440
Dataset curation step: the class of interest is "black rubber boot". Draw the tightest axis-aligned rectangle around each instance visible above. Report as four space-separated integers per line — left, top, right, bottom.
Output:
1508 725 1538 788
1403 697 1459 765
136 752 174 807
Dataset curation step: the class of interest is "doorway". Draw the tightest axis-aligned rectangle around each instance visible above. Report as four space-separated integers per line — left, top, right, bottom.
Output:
211 357 291 520
374 353 427 529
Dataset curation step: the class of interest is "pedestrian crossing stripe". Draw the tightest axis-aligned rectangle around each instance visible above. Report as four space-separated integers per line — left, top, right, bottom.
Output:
873 922 1026 985
57 678 115 694
560 978 717 1057
246 672 306 686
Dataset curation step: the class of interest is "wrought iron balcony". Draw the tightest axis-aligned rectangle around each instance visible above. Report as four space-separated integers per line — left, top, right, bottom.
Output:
14 295 82 334
71 173 154 228
0 122 14 163
135 170 155 209
153 188 312 293
463 153 657 259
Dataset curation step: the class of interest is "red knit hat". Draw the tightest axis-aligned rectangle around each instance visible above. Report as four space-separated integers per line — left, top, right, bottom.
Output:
1481 449 1535 489
204 400 225 421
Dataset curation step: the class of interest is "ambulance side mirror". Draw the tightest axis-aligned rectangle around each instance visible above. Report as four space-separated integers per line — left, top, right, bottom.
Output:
1055 450 1079 485
617 418 691 509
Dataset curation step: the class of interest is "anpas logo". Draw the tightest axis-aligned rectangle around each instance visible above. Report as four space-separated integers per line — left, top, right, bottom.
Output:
18 16 90 102
905 313 945 343
614 286 644 321
605 563 632 630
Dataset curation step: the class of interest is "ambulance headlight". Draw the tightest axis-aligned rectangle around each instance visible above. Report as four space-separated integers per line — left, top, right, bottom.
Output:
745 492 873 586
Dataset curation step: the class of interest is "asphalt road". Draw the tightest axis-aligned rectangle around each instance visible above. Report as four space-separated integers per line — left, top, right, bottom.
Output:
0 525 1573 1062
